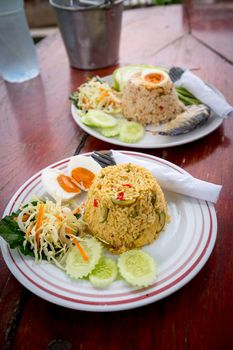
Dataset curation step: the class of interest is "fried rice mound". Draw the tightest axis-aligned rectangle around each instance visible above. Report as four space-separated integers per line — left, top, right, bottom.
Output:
83 163 168 254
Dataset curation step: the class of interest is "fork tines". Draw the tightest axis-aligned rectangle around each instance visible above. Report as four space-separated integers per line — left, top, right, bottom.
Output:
168 66 185 83
91 150 116 168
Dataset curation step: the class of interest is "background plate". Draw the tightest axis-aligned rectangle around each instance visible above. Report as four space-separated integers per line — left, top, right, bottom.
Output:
71 76 223 148
0 151 217 312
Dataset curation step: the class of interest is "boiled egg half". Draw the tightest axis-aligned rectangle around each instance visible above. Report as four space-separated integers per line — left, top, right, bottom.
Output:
41 155 102 202
67 155 102 191
141 68 169 86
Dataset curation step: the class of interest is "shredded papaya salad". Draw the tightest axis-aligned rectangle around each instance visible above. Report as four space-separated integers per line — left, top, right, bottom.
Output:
70 76 122 115
16 198 93 268
70 76 145 143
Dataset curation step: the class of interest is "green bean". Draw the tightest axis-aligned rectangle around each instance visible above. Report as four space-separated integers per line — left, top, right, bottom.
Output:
176 87 201 105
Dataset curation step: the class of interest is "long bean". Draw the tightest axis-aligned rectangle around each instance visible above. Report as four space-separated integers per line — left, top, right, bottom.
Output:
176 87 201 105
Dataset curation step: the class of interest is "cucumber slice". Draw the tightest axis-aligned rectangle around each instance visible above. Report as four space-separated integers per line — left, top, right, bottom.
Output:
156 211 166 233
113 65 167 91
89 257 118 288
99 205 109 223
118 250 157 287
111 198 136 206
65 237 102 279
99 119 126 138
85 110 117 128
99 123 121 137
119 121 144 143
81 114 93 126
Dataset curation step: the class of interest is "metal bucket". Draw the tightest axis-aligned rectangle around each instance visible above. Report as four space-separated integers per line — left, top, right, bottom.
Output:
49 0 123 70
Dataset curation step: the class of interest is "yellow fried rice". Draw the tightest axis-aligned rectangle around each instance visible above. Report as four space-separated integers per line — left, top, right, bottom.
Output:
83 163 168 253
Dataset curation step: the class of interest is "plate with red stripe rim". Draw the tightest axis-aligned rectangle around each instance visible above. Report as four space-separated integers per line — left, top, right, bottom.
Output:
0 151 217 312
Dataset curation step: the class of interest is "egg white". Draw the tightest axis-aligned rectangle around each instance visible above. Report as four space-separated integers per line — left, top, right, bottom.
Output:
41 168 80 202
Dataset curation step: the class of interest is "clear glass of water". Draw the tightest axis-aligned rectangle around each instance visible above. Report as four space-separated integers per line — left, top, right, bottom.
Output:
0 0 40 83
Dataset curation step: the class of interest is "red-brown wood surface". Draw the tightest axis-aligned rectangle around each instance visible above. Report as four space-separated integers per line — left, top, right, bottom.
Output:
186 2 233 64
0 3 232 350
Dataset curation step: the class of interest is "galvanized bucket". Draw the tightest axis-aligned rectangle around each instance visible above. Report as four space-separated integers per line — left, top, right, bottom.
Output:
50 0 124 70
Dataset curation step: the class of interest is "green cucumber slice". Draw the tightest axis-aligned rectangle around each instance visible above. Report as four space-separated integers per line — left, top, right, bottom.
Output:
99 119 126 138
65 237 102 279
111 198 136 206
156 211 166 233
99 123 121 137
85 110 117 128
118 250 157 287
89 257 118 288
99 206 109 223
113 65 167 91
119 121 144 143
81 114 94 126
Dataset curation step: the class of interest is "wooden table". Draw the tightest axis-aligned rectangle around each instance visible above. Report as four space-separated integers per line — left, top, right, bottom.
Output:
0 3 232 349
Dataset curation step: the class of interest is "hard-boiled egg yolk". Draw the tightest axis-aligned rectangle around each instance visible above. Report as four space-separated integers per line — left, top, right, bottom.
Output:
57 174 81 193
71 167 95 190
144 72 164 84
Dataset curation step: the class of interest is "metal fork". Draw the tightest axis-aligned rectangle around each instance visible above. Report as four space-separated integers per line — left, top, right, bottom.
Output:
168 66 185 83
91 150 116 168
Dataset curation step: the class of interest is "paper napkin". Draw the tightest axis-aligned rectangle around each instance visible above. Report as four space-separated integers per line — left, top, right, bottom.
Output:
111 150 222 203
174 70 233 119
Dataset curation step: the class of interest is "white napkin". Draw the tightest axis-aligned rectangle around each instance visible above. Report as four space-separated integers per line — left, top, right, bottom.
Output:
111 150 222 203
174 70 233 119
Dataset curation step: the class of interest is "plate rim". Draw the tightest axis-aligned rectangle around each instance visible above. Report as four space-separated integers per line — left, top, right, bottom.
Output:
0 151 218 312
70 74 223 149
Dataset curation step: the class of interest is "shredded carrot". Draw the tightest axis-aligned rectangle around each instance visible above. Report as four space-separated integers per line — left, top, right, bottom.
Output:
65 228 89 262
35 203 45 248
65 227 72 234
56 215 63 221
97 91 109 103
73 208 81 215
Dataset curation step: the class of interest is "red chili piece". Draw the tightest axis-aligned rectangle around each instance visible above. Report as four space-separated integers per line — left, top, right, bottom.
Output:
122 184 132 188
93 199 99 207
117 192 124 201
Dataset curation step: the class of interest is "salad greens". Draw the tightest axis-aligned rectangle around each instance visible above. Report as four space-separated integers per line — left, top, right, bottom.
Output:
0 214 34 256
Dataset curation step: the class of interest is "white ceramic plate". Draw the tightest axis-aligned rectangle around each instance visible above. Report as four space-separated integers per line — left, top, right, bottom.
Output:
0 151 217 312
71 76 223 148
